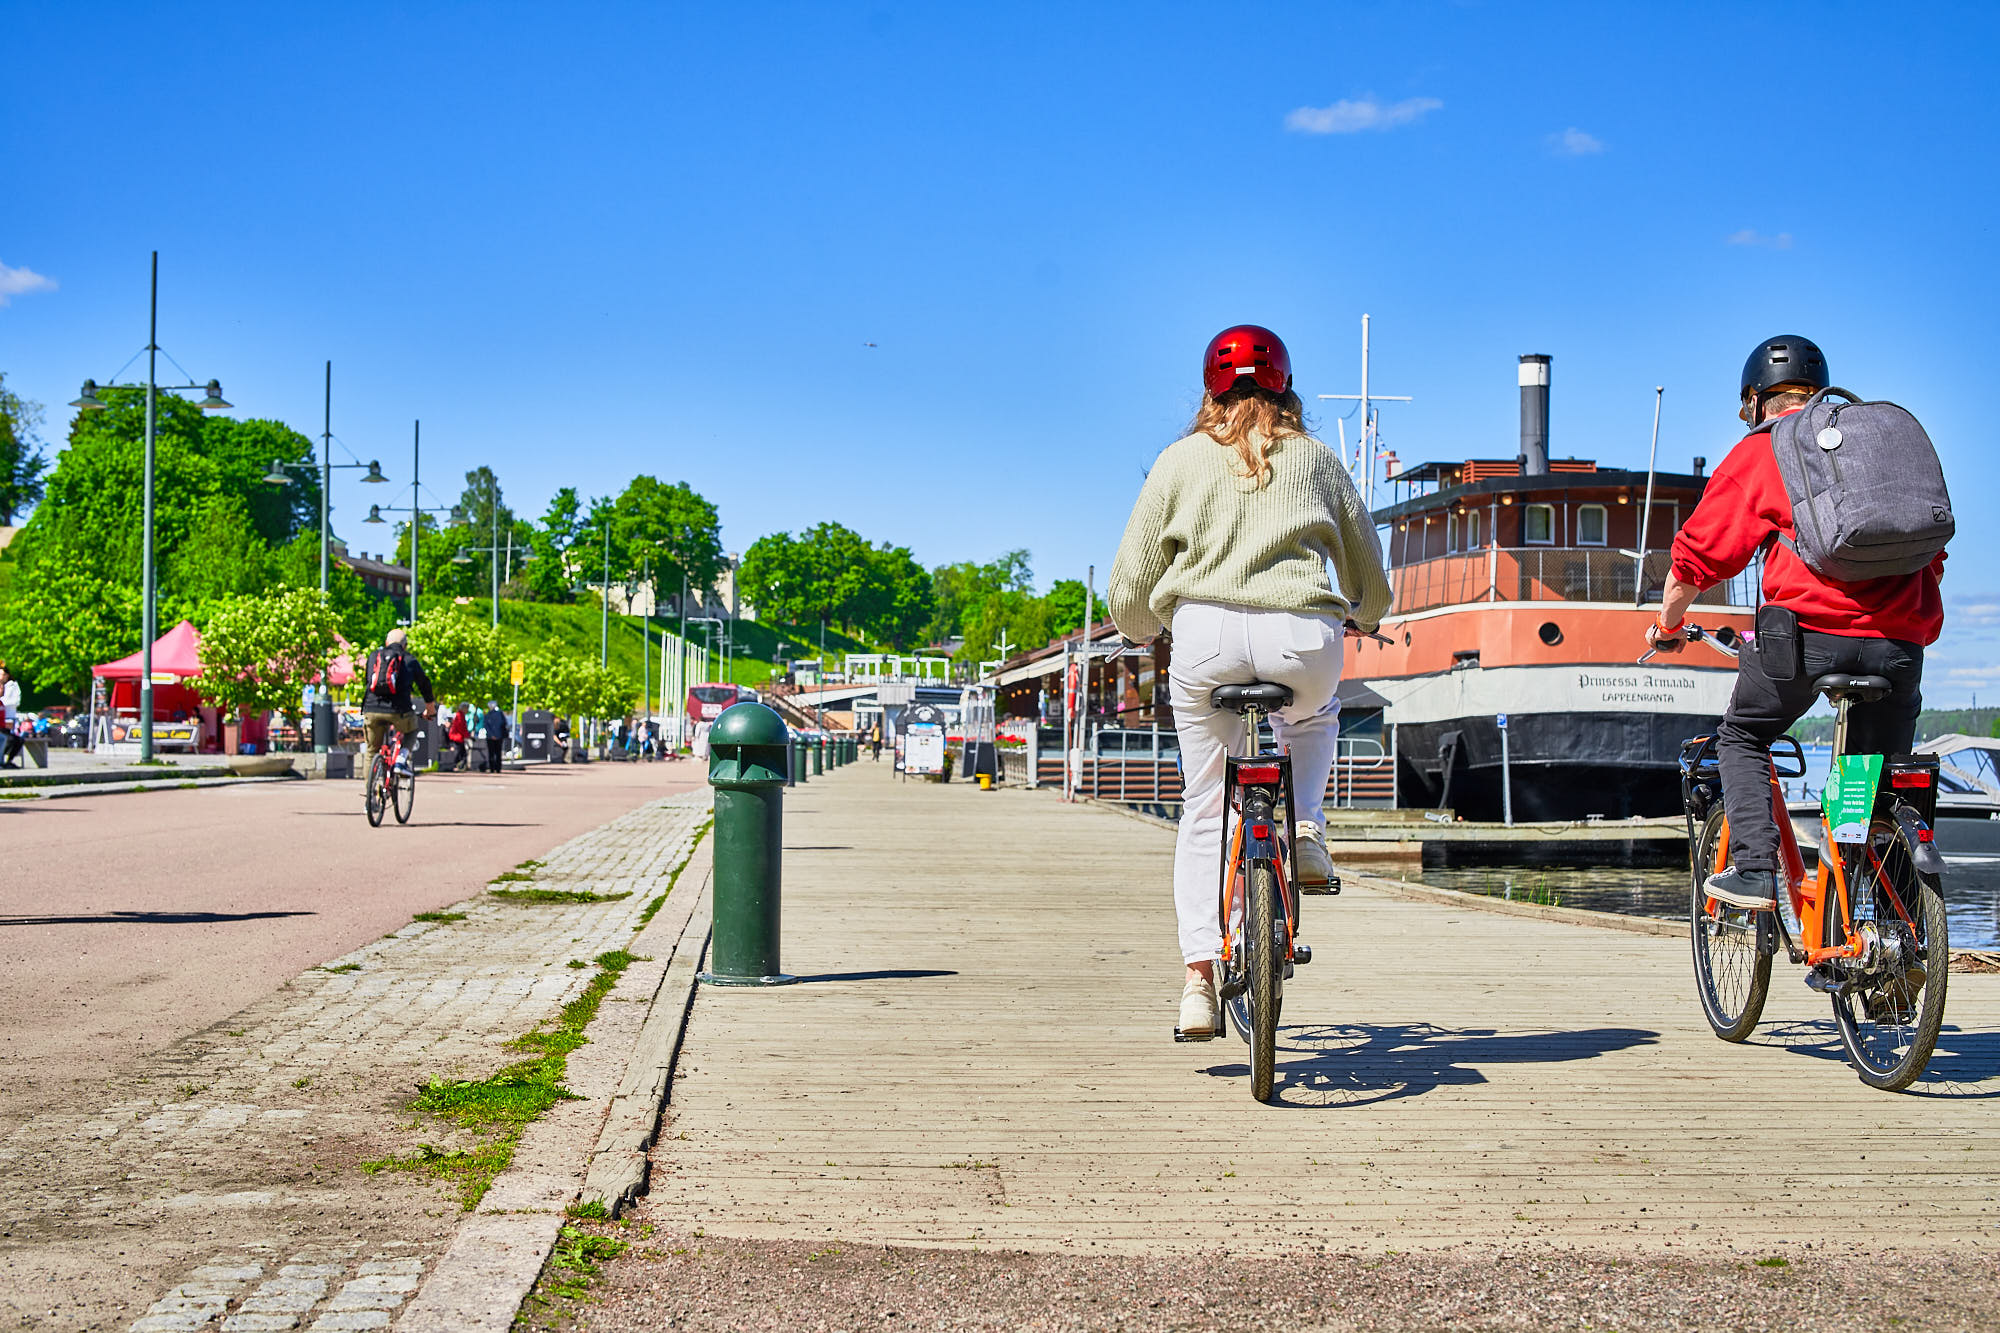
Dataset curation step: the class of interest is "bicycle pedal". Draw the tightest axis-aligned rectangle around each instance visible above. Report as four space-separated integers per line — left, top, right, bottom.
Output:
1174 1027 1218 1043
1804 967 1853 998
1217 978 1246 1001
1292 943 1313 965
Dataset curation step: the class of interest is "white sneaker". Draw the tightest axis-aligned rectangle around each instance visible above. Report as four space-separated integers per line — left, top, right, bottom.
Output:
1703 866 1778 911
1293 821 1333 887
1176 974 1219 1040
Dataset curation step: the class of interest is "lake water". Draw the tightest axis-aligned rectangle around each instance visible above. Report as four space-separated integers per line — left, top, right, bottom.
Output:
1344 808 2000 951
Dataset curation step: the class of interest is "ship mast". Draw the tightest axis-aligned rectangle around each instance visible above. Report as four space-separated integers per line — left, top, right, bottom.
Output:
1318 313 1413 507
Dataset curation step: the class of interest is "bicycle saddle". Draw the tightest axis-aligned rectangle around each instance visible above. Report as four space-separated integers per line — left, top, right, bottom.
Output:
1812 673 1893 704
1211 682 1294 713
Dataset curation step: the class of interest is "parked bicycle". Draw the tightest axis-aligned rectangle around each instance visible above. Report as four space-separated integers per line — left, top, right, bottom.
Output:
1653 623 1950 1091
365 726 417 828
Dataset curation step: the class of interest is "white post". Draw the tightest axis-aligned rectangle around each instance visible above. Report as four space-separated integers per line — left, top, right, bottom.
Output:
1499 713 1514 827
1634 386 1665 606
1360 313 1372 508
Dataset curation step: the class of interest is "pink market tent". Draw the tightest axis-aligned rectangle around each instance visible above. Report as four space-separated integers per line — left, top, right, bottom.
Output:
325 636 356 687
92 620 204 681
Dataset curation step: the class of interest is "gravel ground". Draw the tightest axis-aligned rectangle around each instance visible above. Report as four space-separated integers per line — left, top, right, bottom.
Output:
536 1224 1997 1332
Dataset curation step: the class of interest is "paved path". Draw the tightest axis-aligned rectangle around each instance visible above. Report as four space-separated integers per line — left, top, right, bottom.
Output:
639 767 2000 1257
0 759 704 1135
0 779 711 1331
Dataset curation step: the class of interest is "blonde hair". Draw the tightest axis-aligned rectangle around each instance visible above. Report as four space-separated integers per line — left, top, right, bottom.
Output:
1186 384 1310 488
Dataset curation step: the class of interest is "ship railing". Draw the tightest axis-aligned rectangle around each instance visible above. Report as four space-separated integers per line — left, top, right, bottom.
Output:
1389 548 1758 616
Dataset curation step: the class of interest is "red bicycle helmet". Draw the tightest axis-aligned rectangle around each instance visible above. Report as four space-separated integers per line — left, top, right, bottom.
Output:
1203 325 1292 396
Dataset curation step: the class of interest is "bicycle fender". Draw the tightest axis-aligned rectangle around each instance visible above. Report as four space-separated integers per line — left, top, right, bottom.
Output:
1891 802 1945 877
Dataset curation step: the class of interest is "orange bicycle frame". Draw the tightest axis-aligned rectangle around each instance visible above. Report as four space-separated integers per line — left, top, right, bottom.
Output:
1705 759 1863 963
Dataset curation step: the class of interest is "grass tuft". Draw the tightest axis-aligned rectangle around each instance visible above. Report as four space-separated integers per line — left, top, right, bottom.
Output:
490 887 631 905
323 962 362 974
362 949 638 1210
490 869 537 883
1756 1256 1791 1269
413 911 467 924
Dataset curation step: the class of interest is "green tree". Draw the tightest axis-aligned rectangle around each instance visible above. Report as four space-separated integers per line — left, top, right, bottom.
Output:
406 604 507 705
527 487 582 602
613 476 724 612
454 465 516 597
864 544 934 649
270 532 378 646
0 388 312 693
925 550 1033 645
193 587 342 733
394 513 481 601
737 531 810 625
520 638 635 721
0 371 48 525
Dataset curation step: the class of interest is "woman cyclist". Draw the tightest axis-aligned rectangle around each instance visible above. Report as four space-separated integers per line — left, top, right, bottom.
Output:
1108 325 1391 1040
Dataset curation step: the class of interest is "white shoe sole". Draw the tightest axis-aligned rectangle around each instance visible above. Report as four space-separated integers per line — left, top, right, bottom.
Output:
1704 886 1776 911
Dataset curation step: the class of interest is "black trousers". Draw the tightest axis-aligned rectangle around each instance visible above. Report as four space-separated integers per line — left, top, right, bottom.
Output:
1718 628 1923 872
486 739 504 773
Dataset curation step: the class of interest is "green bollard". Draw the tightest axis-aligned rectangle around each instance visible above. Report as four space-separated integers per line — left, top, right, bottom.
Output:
791 736 806 783
812 736 824 775
699 703 795 987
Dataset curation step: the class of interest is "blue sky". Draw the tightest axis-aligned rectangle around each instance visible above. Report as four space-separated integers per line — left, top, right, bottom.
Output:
4 2 1997 701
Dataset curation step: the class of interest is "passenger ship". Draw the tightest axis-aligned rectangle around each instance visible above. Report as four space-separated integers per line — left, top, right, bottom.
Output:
1343 356 1757 821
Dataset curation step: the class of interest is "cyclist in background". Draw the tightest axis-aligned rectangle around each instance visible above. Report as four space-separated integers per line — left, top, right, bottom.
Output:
360 628 437 774
1109 324 1392 1040
1646 335 1945 910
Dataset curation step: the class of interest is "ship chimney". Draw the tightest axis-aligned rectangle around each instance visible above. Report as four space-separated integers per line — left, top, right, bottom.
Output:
1518 354 1551 475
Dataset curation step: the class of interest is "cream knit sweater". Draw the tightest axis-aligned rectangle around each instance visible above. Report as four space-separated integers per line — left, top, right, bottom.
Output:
1107 431 1392 641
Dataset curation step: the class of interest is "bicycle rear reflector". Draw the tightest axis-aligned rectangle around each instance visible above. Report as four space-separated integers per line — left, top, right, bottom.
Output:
1890 771 1933 789
1237 765 1281 784
1250 824 1270 839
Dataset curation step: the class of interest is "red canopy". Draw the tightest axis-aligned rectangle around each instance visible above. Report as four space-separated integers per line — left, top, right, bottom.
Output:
325 635 356 687
93 620 204 680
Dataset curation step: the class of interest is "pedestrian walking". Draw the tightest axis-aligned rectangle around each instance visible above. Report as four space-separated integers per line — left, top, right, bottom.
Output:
483 701 510 773
445 705 471 772
0 664 22 769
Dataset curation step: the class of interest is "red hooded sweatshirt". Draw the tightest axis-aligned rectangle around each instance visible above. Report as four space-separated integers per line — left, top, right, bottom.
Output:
1669 410 1945 645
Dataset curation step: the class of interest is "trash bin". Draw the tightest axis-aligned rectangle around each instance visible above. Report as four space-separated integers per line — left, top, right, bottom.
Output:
519 709 555 762
311 699 336 753
699 703 796 987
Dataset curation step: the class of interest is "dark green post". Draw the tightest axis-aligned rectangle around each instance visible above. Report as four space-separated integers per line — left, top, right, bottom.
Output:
812 736 824 775
700 702 795 986
792 736 807 783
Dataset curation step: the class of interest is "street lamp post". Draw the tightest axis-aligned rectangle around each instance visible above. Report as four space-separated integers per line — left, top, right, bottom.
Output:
364 422 462 626
263 363 388 592
70 251 233 764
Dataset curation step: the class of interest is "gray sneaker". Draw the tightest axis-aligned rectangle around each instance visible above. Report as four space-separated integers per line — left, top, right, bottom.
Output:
1703 865 1778 911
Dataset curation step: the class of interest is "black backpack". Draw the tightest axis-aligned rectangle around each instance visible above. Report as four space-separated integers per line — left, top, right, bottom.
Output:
1769 388 1954 582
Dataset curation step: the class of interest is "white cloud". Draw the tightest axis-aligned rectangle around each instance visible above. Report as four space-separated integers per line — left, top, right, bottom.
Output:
1549 127 1604 155
1726 229 1793 249
1950 597 2000 628
1284 95 1442 135
0 260 56 306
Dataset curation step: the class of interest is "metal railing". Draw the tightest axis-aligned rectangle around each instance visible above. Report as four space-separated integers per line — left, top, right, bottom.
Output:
1391 548 1758 615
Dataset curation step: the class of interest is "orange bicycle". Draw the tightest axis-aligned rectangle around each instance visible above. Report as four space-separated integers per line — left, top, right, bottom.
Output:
1193 682 1323 1103
365 726 417 828
1657 624 1950 1091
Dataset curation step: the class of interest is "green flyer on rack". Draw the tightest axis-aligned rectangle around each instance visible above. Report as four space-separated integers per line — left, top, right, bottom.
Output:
1822 753 1883 845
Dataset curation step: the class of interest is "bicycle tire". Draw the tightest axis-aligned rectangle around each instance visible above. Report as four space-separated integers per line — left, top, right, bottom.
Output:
365 756 388 828
1828 815 1949 1092
1689 808 1772 1042
1247 860 1283 1104
393 763 415 824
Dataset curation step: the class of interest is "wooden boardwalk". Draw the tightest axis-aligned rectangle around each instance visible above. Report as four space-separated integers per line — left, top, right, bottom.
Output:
645 765 2000 1255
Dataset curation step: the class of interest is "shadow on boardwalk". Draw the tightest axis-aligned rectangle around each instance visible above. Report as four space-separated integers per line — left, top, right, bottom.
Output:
1759 1018 2000 1098
1199 1021 1659 1109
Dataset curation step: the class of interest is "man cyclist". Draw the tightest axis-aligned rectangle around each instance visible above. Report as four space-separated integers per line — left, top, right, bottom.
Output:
1647 335 1945 909
360 628 437 774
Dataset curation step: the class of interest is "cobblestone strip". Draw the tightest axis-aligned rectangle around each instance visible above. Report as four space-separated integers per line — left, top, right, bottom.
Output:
0 789 711 1332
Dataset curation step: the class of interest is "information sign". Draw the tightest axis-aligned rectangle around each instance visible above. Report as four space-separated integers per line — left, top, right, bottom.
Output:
1822 753 1884 845
510 659 525 686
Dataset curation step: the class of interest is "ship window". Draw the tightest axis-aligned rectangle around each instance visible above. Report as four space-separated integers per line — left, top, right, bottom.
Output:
1467 510 1482 548
1577 504 1608 546
1524 503 1555 544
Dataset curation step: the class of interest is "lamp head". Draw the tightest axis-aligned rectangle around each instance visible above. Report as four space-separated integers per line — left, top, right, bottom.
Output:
362 460 388 484
263 459 293 486
449 505 467 524
199 380 233 411
70 380 106 410
451 549 473 566
364 504 386 525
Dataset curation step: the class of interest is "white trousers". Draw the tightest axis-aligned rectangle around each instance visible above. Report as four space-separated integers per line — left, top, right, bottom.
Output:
1168 601 1345 964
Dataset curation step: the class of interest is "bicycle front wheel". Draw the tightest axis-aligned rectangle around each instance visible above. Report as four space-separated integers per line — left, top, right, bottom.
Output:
365 756 388 827
1690 808 1772 1042
393 764 416 824
1247 860 1283 1103
1828 816 1949 1092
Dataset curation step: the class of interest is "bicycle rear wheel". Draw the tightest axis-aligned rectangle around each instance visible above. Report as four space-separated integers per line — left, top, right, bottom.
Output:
365 756 388 827
1689 808 1772 1042
393 763 416 824
1828 816 1948 1092
1246 860 1283 1103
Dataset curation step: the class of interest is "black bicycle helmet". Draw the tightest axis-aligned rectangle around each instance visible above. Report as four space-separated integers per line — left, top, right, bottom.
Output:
1740 334 1829 398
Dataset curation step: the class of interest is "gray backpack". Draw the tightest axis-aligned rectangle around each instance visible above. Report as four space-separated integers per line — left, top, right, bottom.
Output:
1768 387 1953 583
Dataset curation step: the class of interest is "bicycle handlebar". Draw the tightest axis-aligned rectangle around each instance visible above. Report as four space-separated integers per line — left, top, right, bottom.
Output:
1638 622 1743 664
